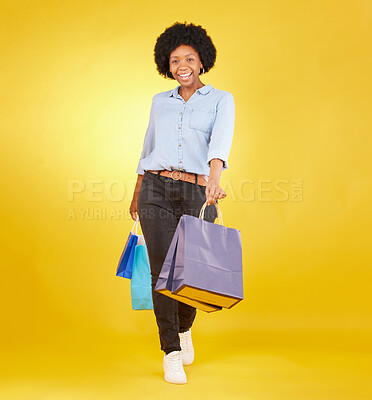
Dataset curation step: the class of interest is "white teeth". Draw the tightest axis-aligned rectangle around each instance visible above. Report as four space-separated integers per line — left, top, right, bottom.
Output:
179 72 192 77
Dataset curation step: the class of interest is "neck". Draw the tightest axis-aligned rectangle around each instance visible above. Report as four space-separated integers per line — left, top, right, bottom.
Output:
179 81 205 99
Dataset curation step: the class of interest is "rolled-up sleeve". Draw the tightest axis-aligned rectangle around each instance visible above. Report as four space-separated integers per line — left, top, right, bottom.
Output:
207 92 235 170
136 96 156 175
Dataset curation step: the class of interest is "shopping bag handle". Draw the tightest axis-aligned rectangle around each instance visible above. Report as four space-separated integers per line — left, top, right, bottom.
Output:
198 201 223 226
130 216 139 235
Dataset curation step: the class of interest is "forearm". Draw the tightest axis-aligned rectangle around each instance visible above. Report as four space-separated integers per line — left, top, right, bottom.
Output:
208 159 223 183
132 174 144 200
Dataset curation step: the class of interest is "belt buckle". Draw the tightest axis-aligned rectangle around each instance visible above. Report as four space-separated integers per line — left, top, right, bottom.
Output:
171 170 182 181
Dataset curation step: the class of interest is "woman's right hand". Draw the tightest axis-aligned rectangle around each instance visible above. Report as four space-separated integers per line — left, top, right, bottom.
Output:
129 197 138 221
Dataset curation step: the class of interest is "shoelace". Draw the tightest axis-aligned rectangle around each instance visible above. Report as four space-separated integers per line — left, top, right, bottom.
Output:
167 351 183 371
179 331 190 351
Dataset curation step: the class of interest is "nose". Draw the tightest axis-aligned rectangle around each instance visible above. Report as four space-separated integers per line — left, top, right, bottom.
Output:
178 58 188 69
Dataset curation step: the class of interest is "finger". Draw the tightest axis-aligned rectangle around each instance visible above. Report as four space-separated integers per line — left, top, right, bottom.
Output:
205 188 212 205
205 186 210 200
209 187 217 199
211 190 219 203
214 191 220 198
207 191 216 206
217 188 226 198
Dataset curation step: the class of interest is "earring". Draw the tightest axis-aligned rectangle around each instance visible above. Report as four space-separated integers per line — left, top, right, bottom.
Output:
166 70 173 79
199 67 205 75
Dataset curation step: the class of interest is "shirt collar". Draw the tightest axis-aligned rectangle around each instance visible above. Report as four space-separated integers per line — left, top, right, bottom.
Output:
169 84 213 98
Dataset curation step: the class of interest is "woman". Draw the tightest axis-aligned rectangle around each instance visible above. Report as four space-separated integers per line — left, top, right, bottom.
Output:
129 22 235 384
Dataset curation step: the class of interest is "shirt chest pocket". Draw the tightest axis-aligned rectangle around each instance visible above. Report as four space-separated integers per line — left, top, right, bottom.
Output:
189 109 215 134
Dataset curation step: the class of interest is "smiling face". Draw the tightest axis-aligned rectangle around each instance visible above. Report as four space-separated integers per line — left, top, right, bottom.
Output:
169 44 203 88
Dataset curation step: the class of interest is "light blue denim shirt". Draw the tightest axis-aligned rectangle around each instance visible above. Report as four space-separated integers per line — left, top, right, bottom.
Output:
136 83 235 176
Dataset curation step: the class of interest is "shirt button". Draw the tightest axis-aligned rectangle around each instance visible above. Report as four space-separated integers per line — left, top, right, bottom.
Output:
197 90 200 94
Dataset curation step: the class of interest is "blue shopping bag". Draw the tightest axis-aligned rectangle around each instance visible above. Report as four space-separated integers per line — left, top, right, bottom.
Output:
130 236 153 310
116 218 139 279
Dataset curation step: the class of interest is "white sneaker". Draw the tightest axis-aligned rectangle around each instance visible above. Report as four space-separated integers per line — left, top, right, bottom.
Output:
163 351 187 384
179 329 194 365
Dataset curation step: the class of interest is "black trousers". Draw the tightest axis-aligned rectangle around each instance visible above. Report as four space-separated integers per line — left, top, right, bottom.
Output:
137 170 217 355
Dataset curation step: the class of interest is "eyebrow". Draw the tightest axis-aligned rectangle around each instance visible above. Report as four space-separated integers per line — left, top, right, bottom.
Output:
170 53 196 58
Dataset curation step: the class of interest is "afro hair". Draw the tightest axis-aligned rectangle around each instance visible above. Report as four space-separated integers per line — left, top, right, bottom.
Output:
154 22 217 80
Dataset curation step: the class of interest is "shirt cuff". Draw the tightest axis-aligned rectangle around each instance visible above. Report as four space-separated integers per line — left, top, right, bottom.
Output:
207 152 229 170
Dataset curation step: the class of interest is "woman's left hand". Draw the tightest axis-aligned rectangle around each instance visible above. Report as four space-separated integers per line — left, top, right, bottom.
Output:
205 178 227 206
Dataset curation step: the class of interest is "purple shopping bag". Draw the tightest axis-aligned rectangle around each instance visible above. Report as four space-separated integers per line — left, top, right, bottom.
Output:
155 218 222 313
116 218 139 279
170 202 243 309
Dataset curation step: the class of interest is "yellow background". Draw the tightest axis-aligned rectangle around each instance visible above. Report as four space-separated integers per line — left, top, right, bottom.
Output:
1 0 371 398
